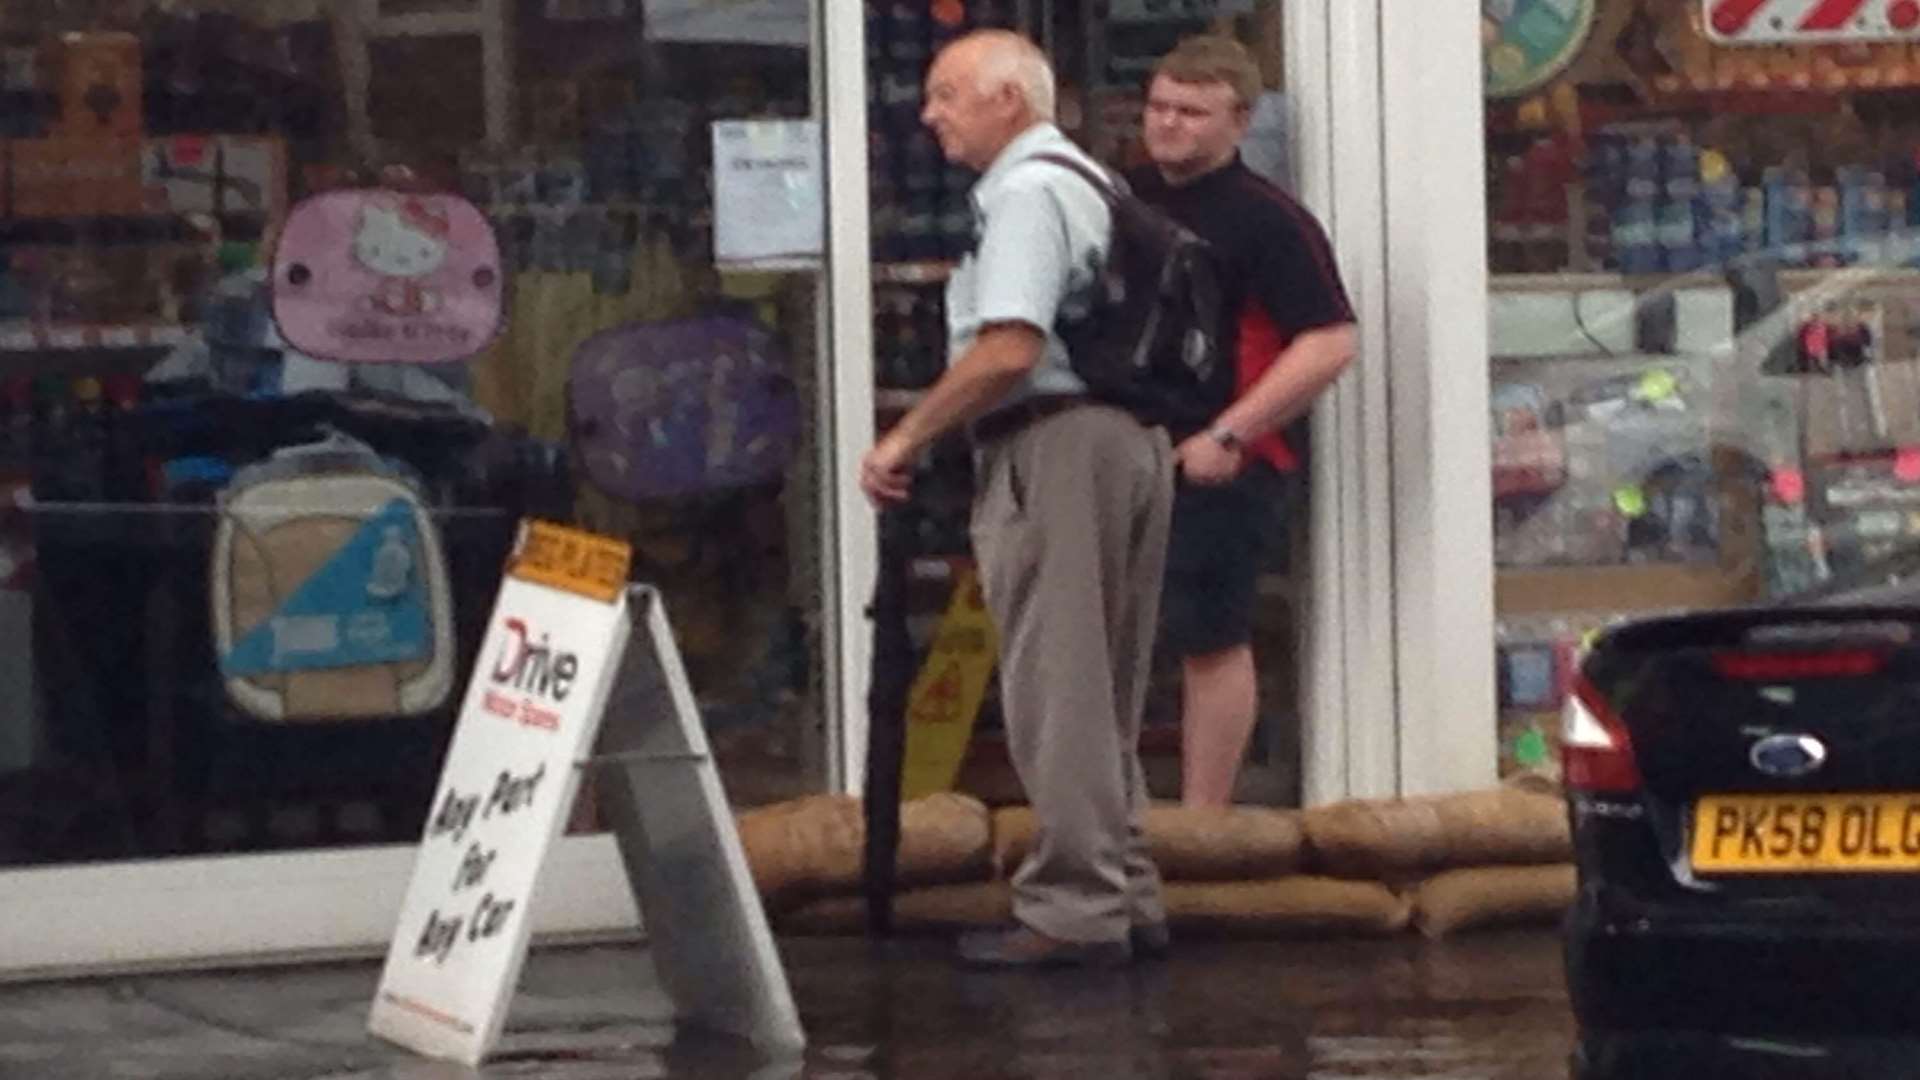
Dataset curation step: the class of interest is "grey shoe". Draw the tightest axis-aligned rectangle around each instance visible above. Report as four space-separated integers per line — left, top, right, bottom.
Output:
1129 921 1172 960
955 925 1132 969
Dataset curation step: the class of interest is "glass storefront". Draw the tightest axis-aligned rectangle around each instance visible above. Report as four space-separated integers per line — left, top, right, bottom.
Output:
1482 2 1920 779
0 0 831 874
0 0 1347 973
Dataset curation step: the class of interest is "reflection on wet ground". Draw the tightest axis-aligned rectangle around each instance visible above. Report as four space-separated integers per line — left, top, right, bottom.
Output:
0 930 1577 1079
787 931 1573 1080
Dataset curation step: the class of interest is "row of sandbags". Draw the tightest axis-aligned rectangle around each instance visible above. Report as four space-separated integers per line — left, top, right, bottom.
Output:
774 867 1579 940
733 786 1578 940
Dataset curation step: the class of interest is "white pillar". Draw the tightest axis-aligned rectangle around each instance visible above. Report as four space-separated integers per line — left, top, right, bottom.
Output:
1294 0 1400 804
1380 0 1498 796
818 0 876 795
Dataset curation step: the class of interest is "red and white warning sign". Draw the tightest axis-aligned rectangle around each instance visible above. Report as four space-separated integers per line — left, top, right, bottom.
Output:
1707 0 1920 43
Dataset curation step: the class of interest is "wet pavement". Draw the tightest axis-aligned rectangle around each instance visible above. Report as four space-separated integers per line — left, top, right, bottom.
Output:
0 929 1576 1079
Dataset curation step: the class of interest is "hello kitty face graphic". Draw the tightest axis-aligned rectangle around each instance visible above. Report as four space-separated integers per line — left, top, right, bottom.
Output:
352 200 450 279
352 198 451 317
273 187 505 360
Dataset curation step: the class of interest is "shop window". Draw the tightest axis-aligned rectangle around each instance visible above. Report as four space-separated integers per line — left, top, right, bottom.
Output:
0 0 828 868
368 37 488 147
1483 0 1920 781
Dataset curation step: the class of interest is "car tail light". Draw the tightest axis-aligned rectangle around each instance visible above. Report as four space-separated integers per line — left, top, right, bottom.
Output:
1563 675 1641 793
1712 649 1884 680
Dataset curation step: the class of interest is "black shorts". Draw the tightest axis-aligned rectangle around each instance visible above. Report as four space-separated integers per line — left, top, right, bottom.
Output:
1160 461 1293 657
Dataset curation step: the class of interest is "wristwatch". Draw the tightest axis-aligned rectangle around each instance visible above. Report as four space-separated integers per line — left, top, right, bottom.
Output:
1207 426 1244 453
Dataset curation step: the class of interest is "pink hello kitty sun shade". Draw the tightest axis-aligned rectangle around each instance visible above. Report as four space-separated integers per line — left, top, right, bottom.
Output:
271 189 505 365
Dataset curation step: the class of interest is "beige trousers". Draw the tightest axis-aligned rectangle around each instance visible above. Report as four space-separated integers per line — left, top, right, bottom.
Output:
970 404 1174 944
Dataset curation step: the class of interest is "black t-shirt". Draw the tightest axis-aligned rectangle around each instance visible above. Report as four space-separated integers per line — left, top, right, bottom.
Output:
1127 157 1354 467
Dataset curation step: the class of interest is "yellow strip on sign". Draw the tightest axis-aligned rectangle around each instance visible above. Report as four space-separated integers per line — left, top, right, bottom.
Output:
900 565 999 800
508 519 632 604
1692 793 1920 874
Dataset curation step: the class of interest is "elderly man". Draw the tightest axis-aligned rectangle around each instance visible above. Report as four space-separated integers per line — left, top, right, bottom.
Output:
858 30 1173 969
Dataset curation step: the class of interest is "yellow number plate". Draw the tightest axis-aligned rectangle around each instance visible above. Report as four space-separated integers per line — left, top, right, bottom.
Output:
1693 794 1920 873
508 519 632 604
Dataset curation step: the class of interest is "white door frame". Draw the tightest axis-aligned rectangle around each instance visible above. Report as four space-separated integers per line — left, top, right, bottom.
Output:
1379 0 1498 796
814 0 1500 805
0 0 870 977
1292 0 1398 804
1294 0 1496 803
821 0 875 797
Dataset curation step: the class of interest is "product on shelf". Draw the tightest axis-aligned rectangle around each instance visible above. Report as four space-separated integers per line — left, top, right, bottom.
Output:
9 135 144 217
866 0 998 264
0 370 150 504
1494 612 1627 781
1492 356 1718 570
1490 1 1920 279
874 287 947 390
1490 381 1567 498
39 31 141 139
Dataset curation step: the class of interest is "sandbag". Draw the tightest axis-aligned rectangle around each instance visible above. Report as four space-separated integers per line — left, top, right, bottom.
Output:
901 793 993 885
735 796 857 908
735 792 992 908
1412 864 1577 939
991 804 1306 881
1301 787 1571 882
778 882 1013 936
1162 877 1412 938
1505 772 1562 798
776 876 1407 939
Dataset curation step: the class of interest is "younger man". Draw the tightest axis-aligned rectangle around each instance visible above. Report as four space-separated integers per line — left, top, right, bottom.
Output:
1132 36 1357 806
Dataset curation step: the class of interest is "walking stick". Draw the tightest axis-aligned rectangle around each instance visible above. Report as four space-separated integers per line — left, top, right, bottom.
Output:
863 504 916 935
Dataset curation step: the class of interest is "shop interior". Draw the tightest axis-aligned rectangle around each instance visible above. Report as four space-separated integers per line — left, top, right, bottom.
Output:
1483 0 1920 779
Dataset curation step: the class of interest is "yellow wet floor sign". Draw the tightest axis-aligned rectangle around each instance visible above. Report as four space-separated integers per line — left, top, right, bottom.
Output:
900 565 998 799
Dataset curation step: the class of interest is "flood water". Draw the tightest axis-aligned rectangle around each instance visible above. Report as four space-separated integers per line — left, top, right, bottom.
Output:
1 930 1580 1079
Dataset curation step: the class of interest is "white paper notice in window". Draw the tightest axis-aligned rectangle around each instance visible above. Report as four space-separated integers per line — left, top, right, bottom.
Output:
711 118 824 267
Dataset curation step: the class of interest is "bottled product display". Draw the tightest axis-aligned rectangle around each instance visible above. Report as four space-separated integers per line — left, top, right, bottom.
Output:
865 0 1022 561
1489 0 1920 278
0 372 146 503
1497 122 1920 275
873 285 949 390
866 0 1014 264
1485 0 1920 775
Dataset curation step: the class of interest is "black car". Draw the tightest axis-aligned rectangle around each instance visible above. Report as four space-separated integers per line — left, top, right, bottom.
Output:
1565 605 1920 1079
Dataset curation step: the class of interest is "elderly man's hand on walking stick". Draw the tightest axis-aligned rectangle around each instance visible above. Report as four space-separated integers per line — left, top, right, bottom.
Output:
860 431 917 506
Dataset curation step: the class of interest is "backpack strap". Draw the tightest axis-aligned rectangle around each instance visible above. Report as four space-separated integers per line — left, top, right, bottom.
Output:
1027 151 1124 203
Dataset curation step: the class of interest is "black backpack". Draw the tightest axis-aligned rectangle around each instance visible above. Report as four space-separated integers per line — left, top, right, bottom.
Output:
1031 152 1230 433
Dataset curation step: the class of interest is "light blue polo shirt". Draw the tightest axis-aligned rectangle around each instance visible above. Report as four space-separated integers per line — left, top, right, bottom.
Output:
944 122 1111 406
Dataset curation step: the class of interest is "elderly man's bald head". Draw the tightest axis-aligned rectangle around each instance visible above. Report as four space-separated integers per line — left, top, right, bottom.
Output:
921 31 1056 170
947 30 1056 121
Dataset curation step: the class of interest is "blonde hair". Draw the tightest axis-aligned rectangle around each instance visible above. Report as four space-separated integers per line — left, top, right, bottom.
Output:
969 30 1056 121
1153 35 1262 109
